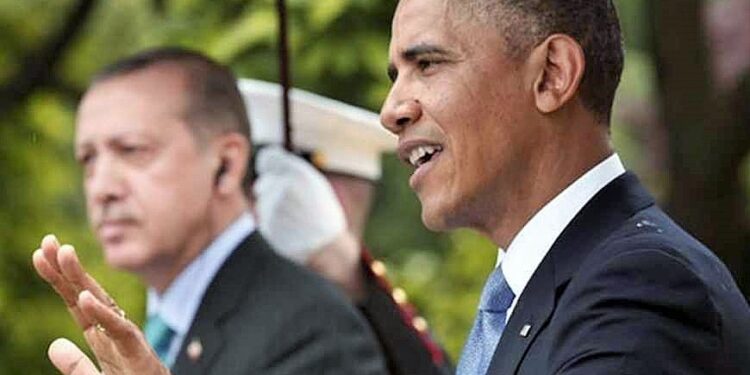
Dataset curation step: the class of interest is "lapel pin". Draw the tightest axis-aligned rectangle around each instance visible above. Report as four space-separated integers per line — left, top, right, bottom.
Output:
187 338 203 362
519 324 532 337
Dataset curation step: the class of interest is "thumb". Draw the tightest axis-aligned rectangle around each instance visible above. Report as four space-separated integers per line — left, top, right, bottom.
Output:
48 338 101 375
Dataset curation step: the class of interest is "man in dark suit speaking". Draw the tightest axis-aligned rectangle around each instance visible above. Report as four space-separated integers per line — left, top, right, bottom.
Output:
378 0 750 373
32 48 386 374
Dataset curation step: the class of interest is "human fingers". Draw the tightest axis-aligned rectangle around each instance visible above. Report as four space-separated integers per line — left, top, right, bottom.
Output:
79 291 170 375
33 249 83 309
58 245 124 318
41 234 64 273
78 291 151 359
48 338 101 375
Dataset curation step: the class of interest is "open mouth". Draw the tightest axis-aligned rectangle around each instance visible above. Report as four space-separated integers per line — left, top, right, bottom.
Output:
407 145 443 168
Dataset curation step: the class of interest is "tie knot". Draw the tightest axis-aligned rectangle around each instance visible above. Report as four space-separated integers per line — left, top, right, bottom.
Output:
144 314 175 356
478 267 515 313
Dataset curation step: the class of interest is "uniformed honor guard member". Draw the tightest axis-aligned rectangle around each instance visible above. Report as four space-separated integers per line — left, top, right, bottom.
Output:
239 79 454 375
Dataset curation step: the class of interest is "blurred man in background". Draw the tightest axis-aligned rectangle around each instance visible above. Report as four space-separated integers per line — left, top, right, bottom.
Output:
32 47 386 375
240 79 453 375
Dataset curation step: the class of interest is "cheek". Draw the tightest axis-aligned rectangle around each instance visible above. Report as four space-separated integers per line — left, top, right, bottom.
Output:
82 180 99 209
134 170 209 228
84 192 96 218
150 172 211 213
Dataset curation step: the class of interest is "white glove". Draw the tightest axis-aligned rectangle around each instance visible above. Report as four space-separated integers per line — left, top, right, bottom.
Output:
253 146 347 264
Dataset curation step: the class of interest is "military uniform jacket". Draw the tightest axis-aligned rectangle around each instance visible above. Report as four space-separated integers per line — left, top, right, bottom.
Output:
171 232 387 374
358 252 454 375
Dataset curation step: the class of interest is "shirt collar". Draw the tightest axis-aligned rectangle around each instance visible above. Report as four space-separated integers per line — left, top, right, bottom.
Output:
147 212 256 336
499 153 626 298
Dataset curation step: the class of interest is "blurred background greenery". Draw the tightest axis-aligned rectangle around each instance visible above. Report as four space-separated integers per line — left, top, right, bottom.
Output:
0 0 748 373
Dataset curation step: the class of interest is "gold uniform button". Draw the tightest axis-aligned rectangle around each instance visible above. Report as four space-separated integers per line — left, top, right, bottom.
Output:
371 260 387 277
392 288 408 304
311 152 327 169
412 316 428 332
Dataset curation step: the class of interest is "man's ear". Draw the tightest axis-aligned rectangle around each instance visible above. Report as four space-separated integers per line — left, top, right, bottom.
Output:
528 34 585 114
213 133 250 195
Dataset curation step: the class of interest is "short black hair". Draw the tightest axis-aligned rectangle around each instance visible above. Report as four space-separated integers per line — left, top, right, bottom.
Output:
454 0 624 124
93 47 254 184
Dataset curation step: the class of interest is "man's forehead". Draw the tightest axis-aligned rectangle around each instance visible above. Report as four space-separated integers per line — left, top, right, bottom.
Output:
74 113 164 147
75 76 188 145
75 127 150 146
394 0 452 21
390 0 463 56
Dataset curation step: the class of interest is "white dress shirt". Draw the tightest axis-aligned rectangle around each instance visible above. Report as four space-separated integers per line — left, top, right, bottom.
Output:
498 154 626 321
146 212 256 366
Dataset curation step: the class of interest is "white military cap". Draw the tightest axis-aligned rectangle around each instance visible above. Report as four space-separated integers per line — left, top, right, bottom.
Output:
238 79 396 181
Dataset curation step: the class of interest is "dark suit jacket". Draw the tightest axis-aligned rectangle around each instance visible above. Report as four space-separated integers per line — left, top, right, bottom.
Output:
171 232 387 374
487 172 750 374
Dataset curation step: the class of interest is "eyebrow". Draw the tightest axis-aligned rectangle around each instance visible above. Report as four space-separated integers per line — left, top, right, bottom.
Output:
387 43 452 82
402 44 451 61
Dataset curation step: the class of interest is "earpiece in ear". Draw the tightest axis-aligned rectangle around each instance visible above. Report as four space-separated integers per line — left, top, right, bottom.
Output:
214 160 228 187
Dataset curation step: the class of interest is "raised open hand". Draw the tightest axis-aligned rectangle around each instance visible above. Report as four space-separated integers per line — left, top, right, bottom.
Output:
32 234 169 375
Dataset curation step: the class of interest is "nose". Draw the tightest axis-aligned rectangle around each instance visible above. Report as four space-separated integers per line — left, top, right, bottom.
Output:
380 85 422 135
86 156 127 206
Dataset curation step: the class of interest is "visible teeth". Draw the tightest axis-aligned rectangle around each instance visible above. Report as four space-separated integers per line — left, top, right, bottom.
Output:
408 145 440 167
409 152 420 166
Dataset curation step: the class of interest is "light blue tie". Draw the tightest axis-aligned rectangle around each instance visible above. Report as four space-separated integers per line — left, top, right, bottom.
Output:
456 267 515 375
144 315 175 366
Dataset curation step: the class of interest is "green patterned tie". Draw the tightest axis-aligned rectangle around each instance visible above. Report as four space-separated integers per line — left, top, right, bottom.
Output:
144 315 175 366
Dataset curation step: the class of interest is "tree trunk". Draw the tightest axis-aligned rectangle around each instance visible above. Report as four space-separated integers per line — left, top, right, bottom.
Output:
650 0 750 296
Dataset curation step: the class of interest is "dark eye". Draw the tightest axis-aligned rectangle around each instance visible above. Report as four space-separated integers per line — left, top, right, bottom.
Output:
76 152 94 166
388 65 398 82
121 145 140 154
118 143 154 165
75 151 96 177
117 142 148 156
418 58 445 73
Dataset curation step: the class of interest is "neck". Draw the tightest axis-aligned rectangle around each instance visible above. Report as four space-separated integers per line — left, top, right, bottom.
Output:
484 121 612 249
146 195 249 293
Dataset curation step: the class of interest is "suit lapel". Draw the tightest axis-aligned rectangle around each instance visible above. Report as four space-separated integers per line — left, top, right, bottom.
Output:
171 232 272 375
486 173 655 374
488 257 556 375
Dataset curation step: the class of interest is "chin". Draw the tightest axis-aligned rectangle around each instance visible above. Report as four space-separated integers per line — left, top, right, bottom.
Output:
102 242 150 273
420 202 455 232
419 189 479 232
